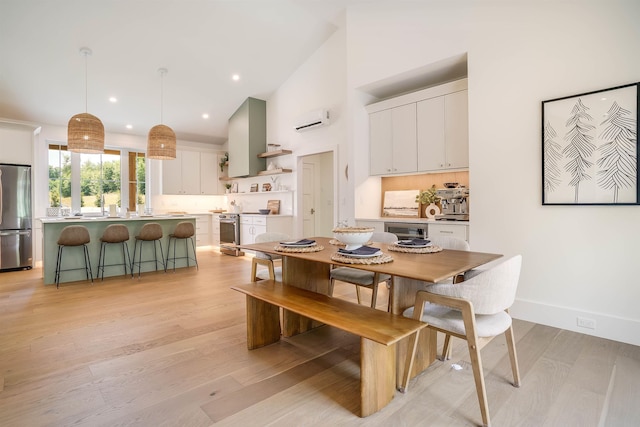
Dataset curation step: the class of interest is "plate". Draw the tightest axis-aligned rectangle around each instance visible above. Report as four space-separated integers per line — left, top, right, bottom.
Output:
338 250 383 258
280 242 317 248
395 243 432 249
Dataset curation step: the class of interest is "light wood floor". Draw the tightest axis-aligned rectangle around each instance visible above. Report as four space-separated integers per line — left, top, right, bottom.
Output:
1 250 639 426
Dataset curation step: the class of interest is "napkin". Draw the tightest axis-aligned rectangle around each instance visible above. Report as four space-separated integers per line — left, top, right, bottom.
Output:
396 238 431 246
280 239 316 246
338 245 381 256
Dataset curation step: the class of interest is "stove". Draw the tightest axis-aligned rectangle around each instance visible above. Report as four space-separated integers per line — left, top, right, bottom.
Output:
218 213 244 256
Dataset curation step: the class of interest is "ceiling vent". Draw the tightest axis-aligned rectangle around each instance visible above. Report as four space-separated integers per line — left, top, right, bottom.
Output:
294 109 330 132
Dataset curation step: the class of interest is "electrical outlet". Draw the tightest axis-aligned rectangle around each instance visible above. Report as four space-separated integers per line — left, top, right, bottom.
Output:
577 316 596 330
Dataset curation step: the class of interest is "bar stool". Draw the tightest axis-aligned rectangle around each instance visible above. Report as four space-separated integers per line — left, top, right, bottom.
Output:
166 221 198 272
131 222 165 278
54 225 93 288
96 224 132 280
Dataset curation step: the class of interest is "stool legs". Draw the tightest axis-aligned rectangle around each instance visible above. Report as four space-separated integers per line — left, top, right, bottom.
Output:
54 244 94 288
97 241 133 280
166 236 198 272
132 239 166 278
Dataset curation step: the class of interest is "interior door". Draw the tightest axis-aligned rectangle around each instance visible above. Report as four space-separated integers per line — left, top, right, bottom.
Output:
302 162 315 236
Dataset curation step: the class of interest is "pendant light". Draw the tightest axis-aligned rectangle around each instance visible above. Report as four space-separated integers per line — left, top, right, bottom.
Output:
67 47 104 153
147 68 176 160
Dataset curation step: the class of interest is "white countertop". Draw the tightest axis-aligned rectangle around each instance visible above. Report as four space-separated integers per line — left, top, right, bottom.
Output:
357 217 469 225
39 214 196 223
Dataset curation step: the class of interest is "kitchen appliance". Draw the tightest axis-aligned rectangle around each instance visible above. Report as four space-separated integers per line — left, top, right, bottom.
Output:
384 222 427 240
436 187 469 221
0 163 32 271
219 213 244 256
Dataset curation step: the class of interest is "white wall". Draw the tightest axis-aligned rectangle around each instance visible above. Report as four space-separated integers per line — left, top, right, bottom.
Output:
345 1 640 345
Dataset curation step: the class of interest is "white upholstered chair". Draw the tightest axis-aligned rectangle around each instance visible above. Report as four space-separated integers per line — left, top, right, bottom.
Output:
401 255 522 427
250 232 291 282
328 231 398 310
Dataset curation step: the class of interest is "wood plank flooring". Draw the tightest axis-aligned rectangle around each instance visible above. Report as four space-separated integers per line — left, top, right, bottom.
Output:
1 250 639 426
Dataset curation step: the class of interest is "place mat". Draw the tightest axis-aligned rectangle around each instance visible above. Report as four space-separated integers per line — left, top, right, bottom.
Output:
274 244 324 253
387 244 443 254
330 252 393 264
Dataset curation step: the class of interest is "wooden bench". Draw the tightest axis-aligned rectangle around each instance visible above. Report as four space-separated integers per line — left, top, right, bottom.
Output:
231 280 427 417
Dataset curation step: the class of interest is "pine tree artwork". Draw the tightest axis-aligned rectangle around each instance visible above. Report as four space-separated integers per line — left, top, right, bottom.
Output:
542 82 638 205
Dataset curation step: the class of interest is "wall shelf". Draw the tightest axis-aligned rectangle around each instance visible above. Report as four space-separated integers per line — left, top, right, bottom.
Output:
258 149 292 158
257 168 292 176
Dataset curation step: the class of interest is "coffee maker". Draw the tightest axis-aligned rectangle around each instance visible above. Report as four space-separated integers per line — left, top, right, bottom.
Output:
436 187 469 221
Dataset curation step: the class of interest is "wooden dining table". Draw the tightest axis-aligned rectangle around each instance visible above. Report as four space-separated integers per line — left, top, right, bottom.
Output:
238 236 502 387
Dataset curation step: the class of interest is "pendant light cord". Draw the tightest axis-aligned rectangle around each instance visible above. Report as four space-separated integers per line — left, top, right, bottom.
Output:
84 52 88 113
158 68 168 125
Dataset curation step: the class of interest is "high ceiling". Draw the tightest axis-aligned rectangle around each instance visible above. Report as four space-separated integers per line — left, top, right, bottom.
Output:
0 0 360 145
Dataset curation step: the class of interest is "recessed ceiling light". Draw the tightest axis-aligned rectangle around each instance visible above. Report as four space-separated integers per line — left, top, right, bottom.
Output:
126 124 133 129
109 96 118 103
232 74 240 81
202 113 209 119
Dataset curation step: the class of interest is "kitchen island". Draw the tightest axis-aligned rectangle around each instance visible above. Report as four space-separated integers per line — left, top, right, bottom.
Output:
40 215 196 285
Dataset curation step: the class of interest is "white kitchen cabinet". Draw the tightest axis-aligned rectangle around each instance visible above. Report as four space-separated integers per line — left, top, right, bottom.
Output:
211 214 221 247
162 150 200 195
163 150 226 195
239 214 293 245
417 90 468 171
369 103 417 175
194 214 211 247
428 222 468 242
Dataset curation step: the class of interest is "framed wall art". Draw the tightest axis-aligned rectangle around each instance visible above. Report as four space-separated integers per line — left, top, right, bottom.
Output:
542 82 639 205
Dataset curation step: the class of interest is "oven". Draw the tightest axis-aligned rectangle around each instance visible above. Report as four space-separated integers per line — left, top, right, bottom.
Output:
384 222 428 240
219 214 243 256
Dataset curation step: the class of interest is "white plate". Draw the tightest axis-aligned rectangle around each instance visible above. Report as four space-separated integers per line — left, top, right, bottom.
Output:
394 243 432 249
280 242 317 248
338 250 383 258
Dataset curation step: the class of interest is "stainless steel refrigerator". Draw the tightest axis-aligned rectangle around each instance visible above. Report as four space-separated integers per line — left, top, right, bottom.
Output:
0 163 32 271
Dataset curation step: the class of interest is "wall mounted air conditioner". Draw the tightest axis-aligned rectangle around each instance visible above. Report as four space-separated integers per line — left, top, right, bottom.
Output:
294 109 330 132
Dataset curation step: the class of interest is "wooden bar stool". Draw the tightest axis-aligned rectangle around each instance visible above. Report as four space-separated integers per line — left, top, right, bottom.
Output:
54 225 93 288
131 223 166 278
166 221 198 272
96 224 132 280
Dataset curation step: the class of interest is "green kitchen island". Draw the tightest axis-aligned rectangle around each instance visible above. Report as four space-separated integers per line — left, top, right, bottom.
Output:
40 215 196 285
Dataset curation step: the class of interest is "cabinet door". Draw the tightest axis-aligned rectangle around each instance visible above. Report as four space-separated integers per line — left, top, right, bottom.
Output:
391 103 417 174
195 215 211 246
369 109 393 175
199 152 220 195
162 151 183 195
180 150 201 195
428 223 468 242
444 90 469 169
417 96 446 171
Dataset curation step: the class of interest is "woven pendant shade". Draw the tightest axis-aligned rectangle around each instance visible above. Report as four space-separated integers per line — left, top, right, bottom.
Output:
67 113 105 153
147 124 176 160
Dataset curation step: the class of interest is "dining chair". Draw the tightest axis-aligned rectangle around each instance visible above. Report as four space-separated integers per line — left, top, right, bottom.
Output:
401 255 522 427
250 232 291 282
328 231 398 311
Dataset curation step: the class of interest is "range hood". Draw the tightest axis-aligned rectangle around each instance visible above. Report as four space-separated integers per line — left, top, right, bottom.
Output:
228 97 266 178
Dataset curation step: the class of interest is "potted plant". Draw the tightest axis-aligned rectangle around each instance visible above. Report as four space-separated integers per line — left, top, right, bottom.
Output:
224 183 232 193
219 152 229 172
416 185 441 220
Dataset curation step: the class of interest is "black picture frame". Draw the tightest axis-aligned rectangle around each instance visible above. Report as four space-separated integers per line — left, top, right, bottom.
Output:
542 82 639 205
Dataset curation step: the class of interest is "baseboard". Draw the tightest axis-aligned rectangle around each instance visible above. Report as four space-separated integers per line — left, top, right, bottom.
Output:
511 298 640 346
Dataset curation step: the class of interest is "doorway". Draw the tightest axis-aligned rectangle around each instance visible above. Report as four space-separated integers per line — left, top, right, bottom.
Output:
299 151 334 237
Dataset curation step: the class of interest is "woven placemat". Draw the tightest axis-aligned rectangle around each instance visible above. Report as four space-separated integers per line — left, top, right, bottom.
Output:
330 252 393 264
274 244 324 253
387 244 443 254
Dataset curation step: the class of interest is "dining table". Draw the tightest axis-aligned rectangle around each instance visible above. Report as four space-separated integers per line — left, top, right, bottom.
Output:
238 236 502 387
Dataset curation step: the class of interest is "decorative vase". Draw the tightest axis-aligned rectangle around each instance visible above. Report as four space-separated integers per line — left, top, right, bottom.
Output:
424 203 440 221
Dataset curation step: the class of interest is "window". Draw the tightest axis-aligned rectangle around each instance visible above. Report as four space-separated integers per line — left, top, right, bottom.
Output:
80 149 121 214
48 144 71 208
128 151 146 211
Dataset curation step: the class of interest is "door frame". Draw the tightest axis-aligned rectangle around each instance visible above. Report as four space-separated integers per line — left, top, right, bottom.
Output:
295 145 338 238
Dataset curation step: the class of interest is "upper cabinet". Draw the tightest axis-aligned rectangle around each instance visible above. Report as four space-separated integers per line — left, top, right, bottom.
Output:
370 104 417 175
417 89 469 171
367 79 468 176
162 149 223 195
228 97 266 178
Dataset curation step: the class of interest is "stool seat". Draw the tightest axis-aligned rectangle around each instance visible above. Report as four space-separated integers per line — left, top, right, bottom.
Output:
55 225 93 288
131 223 165 278
166 221 198 272
97 224 132 280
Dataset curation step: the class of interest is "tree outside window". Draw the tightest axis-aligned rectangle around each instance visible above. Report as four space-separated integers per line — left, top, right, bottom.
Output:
48 144 71 207
80 149 121 214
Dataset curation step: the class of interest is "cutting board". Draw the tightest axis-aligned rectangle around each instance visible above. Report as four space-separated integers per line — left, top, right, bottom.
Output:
267 200 280 214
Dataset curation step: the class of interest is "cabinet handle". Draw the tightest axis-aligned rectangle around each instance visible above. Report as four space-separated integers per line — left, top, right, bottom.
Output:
441 230 453 234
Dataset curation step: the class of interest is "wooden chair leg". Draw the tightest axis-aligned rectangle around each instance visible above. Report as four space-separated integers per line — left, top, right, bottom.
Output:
355 285 362 304
441 334 452 360
462 309 490 427
328 278 335 296
504 324 521 387
250 258 258 281
370 273 380 309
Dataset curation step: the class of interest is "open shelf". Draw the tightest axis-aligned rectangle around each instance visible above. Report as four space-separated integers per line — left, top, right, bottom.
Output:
257 149 292 158
257 168 292 176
